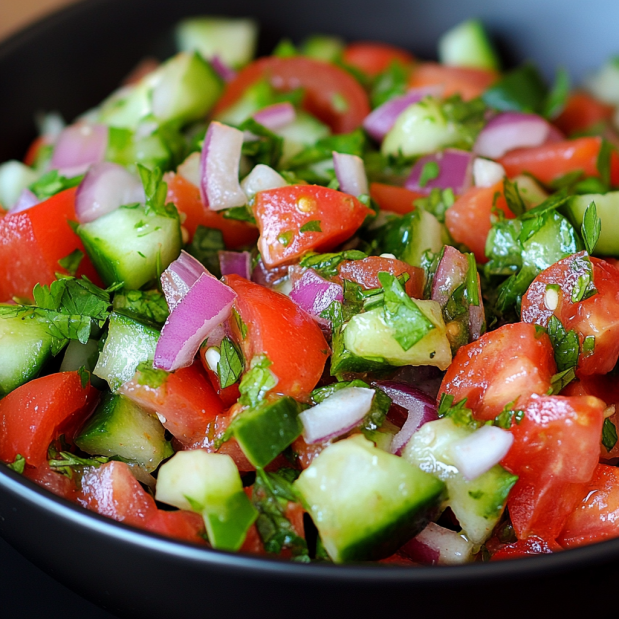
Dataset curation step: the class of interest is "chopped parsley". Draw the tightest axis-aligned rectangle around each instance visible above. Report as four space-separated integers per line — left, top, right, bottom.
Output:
581 201 602 255
602 418 618 452
238 355 277 408
217 337 244 389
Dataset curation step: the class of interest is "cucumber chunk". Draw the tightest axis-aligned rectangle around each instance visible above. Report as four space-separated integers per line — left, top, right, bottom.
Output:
438 19 499 71
106 127 174 173
156 450 258 551
301 35 345 62
77 204 182 290
567 192 619 257
294 434 445 562
276 112 331 167
75 392 167 472
343 301 452 370
0 312 54 398
0 160 38 208
93 312 159 391
402 418 517 545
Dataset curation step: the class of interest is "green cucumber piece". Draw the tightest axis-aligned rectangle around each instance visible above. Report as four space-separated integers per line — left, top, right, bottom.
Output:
59 338 99 372
93 312 159 391
514 175 548 208
77 204 181 290
231 397 303 469
106 127 173 173
75 392 167 472
567 192 619 256
382 97 463 158
156 450 258 551
175 17 258 68
276 112 331 167
585 58 619 105
0 312 54 398
301 35 345 62
294 434 445 562
438 19 499 71
330 326 391 378
0 160 38 208
402 418 517 545
343 301 452 370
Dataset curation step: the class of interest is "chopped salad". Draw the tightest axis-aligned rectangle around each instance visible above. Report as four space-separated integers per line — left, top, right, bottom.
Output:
2 16 619 565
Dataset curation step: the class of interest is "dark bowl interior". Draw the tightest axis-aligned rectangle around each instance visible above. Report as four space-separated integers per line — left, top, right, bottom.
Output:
2 0 619 617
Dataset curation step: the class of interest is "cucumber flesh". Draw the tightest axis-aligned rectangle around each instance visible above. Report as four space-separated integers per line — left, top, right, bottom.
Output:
0 160 38 209
106 126 174 173
75 392 167 472
438 19 499 71
585 59 619 105
567 191 619 257
294 434 445 562
301 35 345 62
276 112 330 167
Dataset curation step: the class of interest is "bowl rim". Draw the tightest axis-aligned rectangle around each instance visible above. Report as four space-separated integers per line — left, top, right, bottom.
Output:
2 0 619 584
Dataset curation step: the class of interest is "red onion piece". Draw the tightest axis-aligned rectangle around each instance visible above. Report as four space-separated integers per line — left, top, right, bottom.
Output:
405 149 472 196
154 272 237 371
219 250 251 279
373 381 438 455
51 123 109 177
333 152 369 197
300 387 375 444
289 268 343 327
8 188 39 214
240 164 287 201
450 425 514 481
400 523 473 565
200 121 247 211
391 366 444 400
253 102 296 131
160 250 209 312
474 112 551 160
362 86 443 142
211 55 237 82
75 162 145 223
251 257 289 288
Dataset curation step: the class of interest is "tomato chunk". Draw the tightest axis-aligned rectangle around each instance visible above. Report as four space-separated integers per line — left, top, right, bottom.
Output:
554 91 615 136
558 464 619 549
521 252 619 376
438 323 557 421
253 185 370 267
213 56 370 134
502 394 605 540
444 181 513 263
0 372 97 467
23 461 79 502
119 361 224 446
369 182 424 215
0 188 101 300
165 172 259 249
225 274 329 400
409 62 498 100
337 255 424 298
491 536 562 560
342 42 414 76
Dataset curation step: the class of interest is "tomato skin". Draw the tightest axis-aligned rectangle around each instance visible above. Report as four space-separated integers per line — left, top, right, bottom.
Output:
438 323 557 421
521 253 619 376
337 256 424 298
554 92 615 136
0 188 102 300
119 361 224 446
253 185 371 267
409 62 498 100
213 56 370 134
23 461 79 502
0 372 97 467
342 42 414 76
502 394 605 540
444 181 513 263
491 536 562 560
225 274 330 401
369 182 424 215
165 172 259 249
558 464 619 549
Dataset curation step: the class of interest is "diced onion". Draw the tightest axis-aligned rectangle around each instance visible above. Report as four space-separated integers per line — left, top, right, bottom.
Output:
8 188 39 214
333 151 369 197
253 102 296 131
219 250 251 279
405 149 472 195
473 157 506 187
402 523 474 565
289 268 343 327
51 123 109 177
160 250 210 312
240 164 287 201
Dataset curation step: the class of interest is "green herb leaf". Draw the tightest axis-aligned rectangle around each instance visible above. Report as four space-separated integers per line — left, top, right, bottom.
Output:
135 361 168 389
437 394 482 431
582 335 596 356
503 178 526 217
217 337 244 389
548 367 576 395
419 161 440 188
596 139 613 187
299 250 367 278
466 253 480 306
519 188 570 220
58 249 84 276
112 289 169 325
582 201 602 255
49 451 110 470
137 164 173 217
232 308 248 339
222 205 257 224
239 355 277 408
299 220 322 233
482 62 547 113
493 401 525 429
602 417 618 452
77 366 91 389
7 454 26 474
378 271 435 351
239 118 284 168
29 169 84 201
187 225 225 277
543 67 570 119
547 315 580 371
371 61 410 109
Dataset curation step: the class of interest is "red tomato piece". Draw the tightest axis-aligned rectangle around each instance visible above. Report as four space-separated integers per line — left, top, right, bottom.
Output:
491 536 562 560
342 42 414 76
213 56 370 134
165 172 259 249
253 185 371 268
444 181 513 263
502 394 605 540
225 274 330 400
521 252 619 376
290 435 328 469
438 323 557 420
0 187 101 300
198 351 242 409
554 91 615 136
0 372 97 467
119 361 224 446
148 510 206 545
23 135 47 167
23 461 79 502
369 182 424 215
337 256 424 298
558 464 619 549
409 62 498 101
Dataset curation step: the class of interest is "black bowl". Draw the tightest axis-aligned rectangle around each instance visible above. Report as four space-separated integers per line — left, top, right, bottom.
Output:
2 1 619 617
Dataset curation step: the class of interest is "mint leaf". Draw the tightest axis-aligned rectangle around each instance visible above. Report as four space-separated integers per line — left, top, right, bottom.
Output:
7 454 26 474
112 289 169 325
582 201 602 255
543 67 570 119
217 337 244 389
77 366 91 389
240 118 284 168
29 169 83 201
187 225 225 277
548 367 576 395
419 161 440 188
503 178 526 216
547 315 580 372
602 417 618 452
58 249 84 276
299 220 322 233
482 62 547 113
437 394 482 431
299 250 367 278
239 355 277 408
222 205 256 224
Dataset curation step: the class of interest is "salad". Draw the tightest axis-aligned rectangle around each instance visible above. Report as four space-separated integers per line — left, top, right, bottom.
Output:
1 15 619 566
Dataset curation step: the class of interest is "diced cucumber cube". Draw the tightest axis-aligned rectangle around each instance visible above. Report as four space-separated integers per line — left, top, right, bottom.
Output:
438 19 499 71
567 191 619 257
